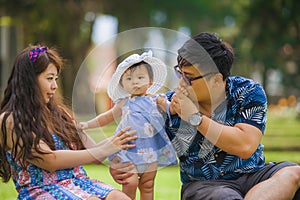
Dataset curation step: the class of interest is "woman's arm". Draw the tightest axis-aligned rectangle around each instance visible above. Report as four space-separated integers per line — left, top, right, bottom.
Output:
79 130 97 148
29 127 136 173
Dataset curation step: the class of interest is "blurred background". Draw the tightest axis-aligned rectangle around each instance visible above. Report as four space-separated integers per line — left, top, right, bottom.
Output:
1 1 300 199
1 0 300 110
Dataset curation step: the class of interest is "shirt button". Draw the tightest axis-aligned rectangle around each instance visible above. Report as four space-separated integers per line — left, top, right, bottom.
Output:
215 154 219 157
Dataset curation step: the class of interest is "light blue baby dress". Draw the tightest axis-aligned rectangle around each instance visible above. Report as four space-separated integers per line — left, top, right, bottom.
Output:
109 95 177 172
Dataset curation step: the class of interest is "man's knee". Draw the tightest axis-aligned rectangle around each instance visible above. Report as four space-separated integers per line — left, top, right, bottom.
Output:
272 165 300 199
275 165 300 186
291 166 300 185
290 165 300 186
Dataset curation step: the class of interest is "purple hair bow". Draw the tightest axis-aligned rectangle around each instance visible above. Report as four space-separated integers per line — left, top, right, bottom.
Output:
29 46 48 62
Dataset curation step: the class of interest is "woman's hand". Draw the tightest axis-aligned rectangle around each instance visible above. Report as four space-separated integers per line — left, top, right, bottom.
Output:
93 127 137 160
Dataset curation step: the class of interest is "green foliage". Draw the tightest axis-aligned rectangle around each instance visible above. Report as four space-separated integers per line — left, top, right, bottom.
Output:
0 0 96 101
232 0 300 95
101 0 233 34
1 0 299 99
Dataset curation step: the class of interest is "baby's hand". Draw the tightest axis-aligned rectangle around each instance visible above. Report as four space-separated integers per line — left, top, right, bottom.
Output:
78 122 89 130
156 95 167 112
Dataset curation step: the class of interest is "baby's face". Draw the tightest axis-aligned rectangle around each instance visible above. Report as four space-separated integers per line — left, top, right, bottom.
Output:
121 65 152 96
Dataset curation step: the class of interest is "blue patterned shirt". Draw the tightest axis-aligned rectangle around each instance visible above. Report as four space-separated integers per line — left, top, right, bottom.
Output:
165 76 267 185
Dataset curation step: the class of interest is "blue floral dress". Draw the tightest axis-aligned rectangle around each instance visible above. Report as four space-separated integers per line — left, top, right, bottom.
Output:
6 134 115 200
109 95 177 172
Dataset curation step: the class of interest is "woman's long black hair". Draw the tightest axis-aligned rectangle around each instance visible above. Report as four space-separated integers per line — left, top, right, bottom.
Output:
0 45 84 182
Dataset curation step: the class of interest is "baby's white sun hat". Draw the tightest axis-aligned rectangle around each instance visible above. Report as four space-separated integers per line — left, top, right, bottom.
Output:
107 50 167 102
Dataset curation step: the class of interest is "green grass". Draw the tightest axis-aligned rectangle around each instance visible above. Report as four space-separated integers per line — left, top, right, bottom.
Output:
1 110 299 199
262 109 300 164
84 164 181 200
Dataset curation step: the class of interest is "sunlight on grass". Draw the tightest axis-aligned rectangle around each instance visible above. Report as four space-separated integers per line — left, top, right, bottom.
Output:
0 181 17 200
265 151 300 164
84 164 181 200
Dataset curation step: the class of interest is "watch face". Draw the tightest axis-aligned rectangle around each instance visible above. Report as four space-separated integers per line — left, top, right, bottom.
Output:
189 113 202 126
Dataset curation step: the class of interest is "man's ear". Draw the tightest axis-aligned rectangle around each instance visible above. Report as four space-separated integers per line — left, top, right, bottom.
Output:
214 73 224 85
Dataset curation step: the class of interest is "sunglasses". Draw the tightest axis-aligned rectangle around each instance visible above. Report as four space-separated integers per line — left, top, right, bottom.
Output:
173 65 218 86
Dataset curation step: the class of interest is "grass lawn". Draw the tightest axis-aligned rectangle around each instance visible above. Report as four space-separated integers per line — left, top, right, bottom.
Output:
1 110 299 199
262 109 300 164
84 164 181 200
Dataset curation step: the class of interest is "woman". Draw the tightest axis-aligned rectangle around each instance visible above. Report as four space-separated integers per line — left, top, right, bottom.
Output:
0 45 136 200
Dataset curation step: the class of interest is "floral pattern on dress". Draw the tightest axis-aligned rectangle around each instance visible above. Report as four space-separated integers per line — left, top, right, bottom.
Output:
108 95 178 172
6 134 115 199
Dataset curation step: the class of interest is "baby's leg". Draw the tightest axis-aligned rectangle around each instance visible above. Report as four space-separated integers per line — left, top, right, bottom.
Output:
138 162 158 200
122 167 139 200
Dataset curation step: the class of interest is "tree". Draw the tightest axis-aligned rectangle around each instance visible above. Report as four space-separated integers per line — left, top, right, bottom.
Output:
6 0 298 104
233 0 300 100
0 0 99 105
100 0 233 34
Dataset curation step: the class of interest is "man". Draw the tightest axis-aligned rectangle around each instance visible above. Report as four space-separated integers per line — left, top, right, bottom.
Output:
110 32 300 200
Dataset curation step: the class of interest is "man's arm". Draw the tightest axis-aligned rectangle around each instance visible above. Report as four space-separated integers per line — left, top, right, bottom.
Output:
171 88 263 159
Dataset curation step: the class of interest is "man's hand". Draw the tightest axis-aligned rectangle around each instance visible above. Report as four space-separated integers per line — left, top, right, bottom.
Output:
171 87 198 121
109 157 136 185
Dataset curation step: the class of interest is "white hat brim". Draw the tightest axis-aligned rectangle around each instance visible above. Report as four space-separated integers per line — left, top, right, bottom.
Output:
107 51 167 102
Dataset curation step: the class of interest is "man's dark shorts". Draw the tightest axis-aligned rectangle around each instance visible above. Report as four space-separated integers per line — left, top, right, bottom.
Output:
181 161 299 200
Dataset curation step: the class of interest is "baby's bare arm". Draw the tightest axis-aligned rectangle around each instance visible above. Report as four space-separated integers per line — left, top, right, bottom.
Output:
79 100 124 130
156 95 176 115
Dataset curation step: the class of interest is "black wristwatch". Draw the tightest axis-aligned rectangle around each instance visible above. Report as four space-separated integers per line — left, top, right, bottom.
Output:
188 112 203 127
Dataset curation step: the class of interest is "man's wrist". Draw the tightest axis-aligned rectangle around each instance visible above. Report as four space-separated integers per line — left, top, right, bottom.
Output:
188 112 203 127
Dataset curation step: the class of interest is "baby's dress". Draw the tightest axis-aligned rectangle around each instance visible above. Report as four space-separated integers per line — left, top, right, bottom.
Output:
6 134 114 200
109 95 177 172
